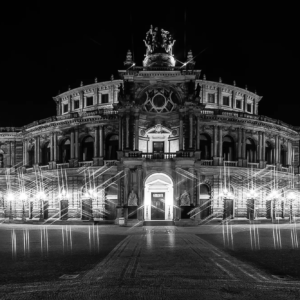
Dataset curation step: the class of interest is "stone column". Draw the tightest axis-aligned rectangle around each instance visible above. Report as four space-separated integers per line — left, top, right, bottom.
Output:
243 95 247 112
134 113 139 151
99 125 104 159
258 132 261 162
70 130 75 159
79 91 84 109
93 126 99 166
113 85 118 103
137 167 143 220
53 132 58 162
50 133 54 162
124 167 130 206
68 95 72 112
213 125 218 165
23 139 26 166
25 139 29 166
179 117 183 151
232 90 236 109
125 115 130 149
94 88 99 105
35 136 40 165
261 132 266 168
217 87 222 106
237 128 242 166
275 135 279 165
201 84 206 103
218 126 223 163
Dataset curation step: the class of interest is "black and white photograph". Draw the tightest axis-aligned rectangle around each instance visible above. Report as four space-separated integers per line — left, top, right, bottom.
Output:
0 2 299 299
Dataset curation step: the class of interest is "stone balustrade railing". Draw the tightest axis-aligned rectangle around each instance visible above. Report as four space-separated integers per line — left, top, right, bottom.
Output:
78 161 93 167
200 160 213 166
224 161 238 167
247 162 259 169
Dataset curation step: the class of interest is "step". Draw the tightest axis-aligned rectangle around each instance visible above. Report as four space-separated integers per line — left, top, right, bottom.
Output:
143 220 175 226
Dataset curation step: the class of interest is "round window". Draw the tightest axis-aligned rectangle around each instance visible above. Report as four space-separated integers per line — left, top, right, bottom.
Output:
152 94 166 108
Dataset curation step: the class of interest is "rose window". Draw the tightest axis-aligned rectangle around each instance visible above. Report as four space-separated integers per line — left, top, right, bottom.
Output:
143 89 176 113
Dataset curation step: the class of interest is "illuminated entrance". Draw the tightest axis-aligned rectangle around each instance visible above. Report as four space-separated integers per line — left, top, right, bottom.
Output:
144 173 173 220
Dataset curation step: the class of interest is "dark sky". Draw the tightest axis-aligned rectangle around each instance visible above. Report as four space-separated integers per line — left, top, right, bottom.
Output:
2 2 299 127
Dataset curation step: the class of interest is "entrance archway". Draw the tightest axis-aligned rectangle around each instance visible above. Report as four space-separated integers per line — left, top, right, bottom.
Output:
144 173 173 220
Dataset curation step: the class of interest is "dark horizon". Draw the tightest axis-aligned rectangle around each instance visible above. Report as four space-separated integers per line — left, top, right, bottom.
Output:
2 3 299 128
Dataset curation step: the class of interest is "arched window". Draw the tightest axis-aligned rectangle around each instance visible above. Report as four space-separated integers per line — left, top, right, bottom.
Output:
246 138 256 163
105 134 119 160
60 139 70 163
42 142 50 165
223 136 236 161
265 141 274 164
28 145 35 166
280 145 287 167
200 134 211 160
81 136 94 161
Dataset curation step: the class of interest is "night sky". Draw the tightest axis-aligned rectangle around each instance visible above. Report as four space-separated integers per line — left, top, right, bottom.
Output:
2 2 299 128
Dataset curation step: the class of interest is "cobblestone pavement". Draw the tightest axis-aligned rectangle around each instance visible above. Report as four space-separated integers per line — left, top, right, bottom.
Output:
0 226 300 299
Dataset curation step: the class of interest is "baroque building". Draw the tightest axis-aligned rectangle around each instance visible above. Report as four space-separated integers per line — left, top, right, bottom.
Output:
0 27 300 225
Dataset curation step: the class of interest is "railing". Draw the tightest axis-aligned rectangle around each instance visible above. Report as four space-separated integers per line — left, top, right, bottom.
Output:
281 167 289 173
104 160 118 166
224 161 238 167
57 163 69 169
176 151 194 158
128 151 142 158
247 162 259 169
78 161 93 167
40 165 49 171
142 153 176 159
266 164 276 169
200 160 213 166
26 167 34 173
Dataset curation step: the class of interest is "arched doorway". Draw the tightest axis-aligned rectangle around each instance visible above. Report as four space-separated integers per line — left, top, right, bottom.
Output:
223 136 236 161
200 184 211 219
105 134 119 160
42 142 50 165
60 139 70 163
280 145 287 167
200 134 211 159
265 141 274 164
144 173 173 220
246 138 256 163
81 136 94 161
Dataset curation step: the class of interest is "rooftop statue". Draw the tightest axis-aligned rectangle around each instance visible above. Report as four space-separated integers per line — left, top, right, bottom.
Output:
143 25 175 56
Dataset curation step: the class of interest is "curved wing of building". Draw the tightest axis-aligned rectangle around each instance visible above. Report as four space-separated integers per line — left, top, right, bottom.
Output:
0 27 299 225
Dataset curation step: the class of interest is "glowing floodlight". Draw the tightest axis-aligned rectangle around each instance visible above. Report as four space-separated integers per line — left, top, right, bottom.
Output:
88 189 97 198
59 189 69 199
7 192 14 201
286 192 296 200
19 192 27 201
247 189 257 198
36 191 46 200
269 190 280 199
221 189 234 199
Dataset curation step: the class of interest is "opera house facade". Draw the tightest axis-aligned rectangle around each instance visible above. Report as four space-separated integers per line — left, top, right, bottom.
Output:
0 27 299 225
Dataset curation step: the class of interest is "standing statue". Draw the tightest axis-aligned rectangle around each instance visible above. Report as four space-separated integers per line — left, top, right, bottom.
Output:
128 189 138 206
165 40 176 55
143 39 152 56
180 190 190 206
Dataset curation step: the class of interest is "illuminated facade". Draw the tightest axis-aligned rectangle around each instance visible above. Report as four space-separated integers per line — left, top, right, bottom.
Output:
0 27 300 225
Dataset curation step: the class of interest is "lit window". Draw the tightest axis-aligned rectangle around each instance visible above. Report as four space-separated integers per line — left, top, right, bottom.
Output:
74 100 79 109
63 104 68 113
102 94 109 104
86 96 93 106
223 96 230 106
207 93 215 103
247 103 252 112
236 100 242 109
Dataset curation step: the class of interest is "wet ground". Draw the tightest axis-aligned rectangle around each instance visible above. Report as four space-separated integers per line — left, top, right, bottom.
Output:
0 224 299 299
